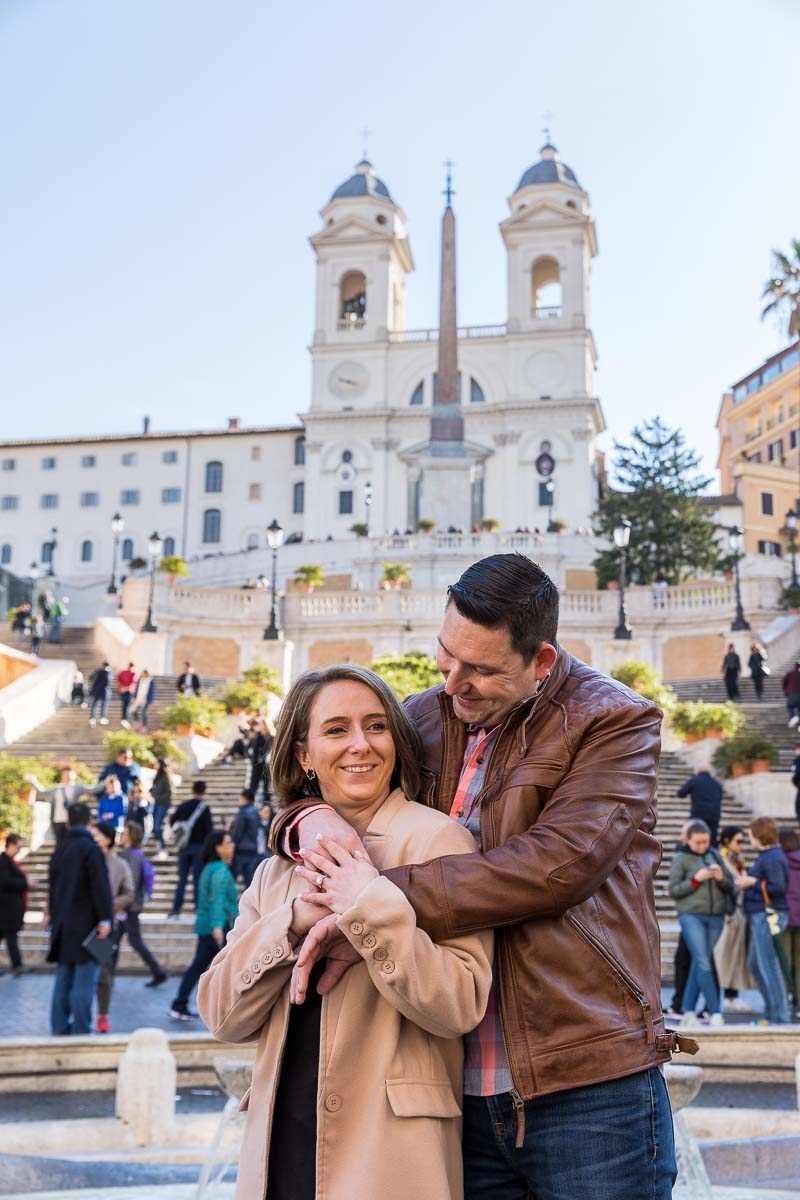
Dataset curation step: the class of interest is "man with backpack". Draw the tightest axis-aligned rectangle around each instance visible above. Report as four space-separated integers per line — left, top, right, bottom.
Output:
167 781 213 917
119 822 167 987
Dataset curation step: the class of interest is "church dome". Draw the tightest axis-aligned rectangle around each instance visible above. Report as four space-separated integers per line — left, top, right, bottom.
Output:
514 143 581 192
330 159 394 203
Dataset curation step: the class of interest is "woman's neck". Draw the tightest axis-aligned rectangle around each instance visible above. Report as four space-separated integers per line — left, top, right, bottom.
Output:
326 790 391 838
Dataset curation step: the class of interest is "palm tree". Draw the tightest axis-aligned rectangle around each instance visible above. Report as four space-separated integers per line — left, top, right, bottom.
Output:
761 240 800 338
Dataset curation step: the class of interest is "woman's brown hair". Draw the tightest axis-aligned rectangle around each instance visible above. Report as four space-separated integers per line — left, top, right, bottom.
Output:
270 665 422 809
749 816 779 847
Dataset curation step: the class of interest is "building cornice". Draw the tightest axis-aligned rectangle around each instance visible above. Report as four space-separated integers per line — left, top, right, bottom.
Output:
0 424 305 451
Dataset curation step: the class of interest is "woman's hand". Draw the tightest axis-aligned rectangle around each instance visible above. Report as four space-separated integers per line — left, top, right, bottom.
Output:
693 867 715 882
295 836 378 914
290 913 359 1005
289 896 325 943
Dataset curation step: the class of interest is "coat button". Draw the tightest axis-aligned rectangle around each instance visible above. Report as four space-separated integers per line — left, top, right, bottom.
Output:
252 961 261 973
382 960 396 974
373 947 387 961
242 971 252 985
325 1094 342 1112
261 952 272 965
362 933 377 949
349 921 364 936
273 945 284 959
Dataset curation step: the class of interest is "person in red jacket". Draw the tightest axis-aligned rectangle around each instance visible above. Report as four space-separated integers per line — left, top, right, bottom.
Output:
117 662 137 729
783 661 800 728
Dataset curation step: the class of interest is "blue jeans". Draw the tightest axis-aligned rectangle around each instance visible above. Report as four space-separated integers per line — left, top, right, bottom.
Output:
679 911 724 1014
153 804 169 849
173 933 221 1010
171 845 204 914
50 616 62 642
233 853 259 887
748 910 790 1023
463 1068 676 1199
787 694 800 720
50 960 99 1035
90 692 110 719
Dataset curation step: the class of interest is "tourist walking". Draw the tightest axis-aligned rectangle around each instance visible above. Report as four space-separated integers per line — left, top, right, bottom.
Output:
714 826 753 1012
778 827 800 1018
150 759 172 856
229 789 260 886
98 748 140 797
117 661 137 728
88 661 113 726
271 554 686 1197
26 766 94 847
130 669 155 731
92 821 135 1033
783 661 800 728
257 802 273 863
11 603 30 644
668 819 734 1025
722 643 742 701
0 835 28 974
748 642 769 701
170 831 238 1021
739 817 791 1025
47 803 113 1036
249 717 274 802
176 662 201 695
49 595 68 643
167 781 213 917
30 613 45 656
125 779 149 829
119 822 167 989
676 765 723 847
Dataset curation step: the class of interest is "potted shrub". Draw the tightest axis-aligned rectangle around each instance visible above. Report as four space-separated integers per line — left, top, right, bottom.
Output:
548 518 568 533
161 695 226 738
349 522 369 538
128 556 148 572
712 734 779 778
780 583 800 614
222 679 271 715
242 663 283 698
416 518 436 533
0 754 40 838
157 555 189 584
480 518 501 532
610 661 675 709
102 730 157 768
669 700 744 744
294 564 326 593
368 651 442 701
147 731 188 766
380 562 411 590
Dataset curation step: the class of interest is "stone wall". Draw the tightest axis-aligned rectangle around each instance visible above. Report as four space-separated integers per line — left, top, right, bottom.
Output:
171 636 241 678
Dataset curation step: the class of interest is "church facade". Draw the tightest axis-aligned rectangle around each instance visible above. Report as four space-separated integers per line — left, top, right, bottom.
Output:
303 143 605 539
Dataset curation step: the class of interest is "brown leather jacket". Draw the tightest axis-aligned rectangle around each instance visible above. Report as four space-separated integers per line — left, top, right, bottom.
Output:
271 646 696 1100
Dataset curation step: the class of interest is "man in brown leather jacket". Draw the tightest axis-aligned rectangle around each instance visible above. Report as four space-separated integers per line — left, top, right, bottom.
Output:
275 553 692 1198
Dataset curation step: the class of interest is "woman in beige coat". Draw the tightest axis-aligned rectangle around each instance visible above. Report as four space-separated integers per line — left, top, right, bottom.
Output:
198 665 493 1200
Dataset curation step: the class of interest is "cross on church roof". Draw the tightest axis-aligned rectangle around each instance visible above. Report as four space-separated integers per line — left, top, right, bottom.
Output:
443 159 455 206
360 126 372 160
542 109 556 144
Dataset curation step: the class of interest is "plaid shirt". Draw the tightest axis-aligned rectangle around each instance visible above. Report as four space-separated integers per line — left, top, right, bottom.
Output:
451 725 513 1096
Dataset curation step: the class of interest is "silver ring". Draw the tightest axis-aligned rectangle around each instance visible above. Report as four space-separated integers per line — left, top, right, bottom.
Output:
315 874 325 890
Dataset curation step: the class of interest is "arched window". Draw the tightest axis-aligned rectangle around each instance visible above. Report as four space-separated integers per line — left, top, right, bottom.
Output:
163 536 175 557
470 377 485 403
205 461 223 493
0 543 11 565
409 381 424 406
293 481 305 514
339 271 367 325
294 435 306 465
81 539 93 563
532 257 562 318
203 508 221 544
41 541 52 564
246 532 259 550
121 538 134 561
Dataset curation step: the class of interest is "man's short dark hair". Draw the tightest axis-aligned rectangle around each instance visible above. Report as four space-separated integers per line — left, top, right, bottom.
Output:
5 834 21 849
68 803 92 828
95 821 117 846
192 781 207 796
241 789 254 802
447 553 559 664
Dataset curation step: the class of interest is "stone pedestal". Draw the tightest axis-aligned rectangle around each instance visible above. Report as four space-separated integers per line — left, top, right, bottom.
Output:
418 451 474 532
115 1027 176 1146
665 1064 713 1199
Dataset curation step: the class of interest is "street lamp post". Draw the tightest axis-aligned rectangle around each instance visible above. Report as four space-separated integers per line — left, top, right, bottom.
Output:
263 519 285 640
364 481 373 537
107 512 125 595
728 526 751 631
612 517 633 640
47 527 58 577
786 509 799 590
545 479 556 531
141 531 163 633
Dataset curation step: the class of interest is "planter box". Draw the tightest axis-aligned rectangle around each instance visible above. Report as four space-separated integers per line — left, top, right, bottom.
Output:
682 729 724 745
731 759 772 777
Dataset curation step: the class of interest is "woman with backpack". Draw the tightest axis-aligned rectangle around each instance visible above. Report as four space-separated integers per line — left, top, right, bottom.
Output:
119 822 167 988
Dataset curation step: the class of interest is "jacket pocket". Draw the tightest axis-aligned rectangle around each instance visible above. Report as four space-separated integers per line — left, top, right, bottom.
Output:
566 914 655 1044
237 1086 251 1113
385 1079 461 1118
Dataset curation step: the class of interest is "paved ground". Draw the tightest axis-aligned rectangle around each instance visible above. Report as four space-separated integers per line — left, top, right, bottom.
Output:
0 1089 227 1123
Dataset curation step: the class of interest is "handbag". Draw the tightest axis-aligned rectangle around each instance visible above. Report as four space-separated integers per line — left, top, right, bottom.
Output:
167 800 207 851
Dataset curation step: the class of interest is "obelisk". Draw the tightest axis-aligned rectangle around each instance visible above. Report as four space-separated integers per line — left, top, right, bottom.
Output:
430 163 464 450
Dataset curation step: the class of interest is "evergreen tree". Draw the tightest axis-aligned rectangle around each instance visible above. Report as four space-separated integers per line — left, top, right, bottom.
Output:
593 418 723 588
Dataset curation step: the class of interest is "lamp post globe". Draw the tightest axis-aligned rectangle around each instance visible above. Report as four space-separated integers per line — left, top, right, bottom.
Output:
364 481 373 536
141 530 163 634
612 517 633 640
264 519 285 640
728 525 751 632
787 510 799 590
107 512 125 595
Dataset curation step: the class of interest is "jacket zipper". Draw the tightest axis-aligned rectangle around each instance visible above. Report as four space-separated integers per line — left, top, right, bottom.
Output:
567 914 655 1044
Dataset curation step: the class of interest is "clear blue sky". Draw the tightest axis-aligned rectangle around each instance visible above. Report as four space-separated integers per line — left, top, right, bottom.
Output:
2 0 798 484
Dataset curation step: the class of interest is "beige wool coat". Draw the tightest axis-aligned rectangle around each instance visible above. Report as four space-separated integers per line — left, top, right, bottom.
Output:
198 789 493 1200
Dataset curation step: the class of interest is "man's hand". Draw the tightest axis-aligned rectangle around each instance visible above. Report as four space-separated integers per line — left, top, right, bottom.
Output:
289 913 360 1005
736 874 757 890
296 838 378 914
291 808 366 863
212 926 225 948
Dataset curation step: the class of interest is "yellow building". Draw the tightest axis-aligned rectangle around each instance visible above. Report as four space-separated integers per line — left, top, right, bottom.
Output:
717 339 800 555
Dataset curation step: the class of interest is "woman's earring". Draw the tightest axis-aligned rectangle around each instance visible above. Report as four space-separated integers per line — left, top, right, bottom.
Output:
306 767 316 781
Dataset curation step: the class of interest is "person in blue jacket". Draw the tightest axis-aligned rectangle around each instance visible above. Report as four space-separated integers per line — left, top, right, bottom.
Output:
98 749 141 798
96 776 126 830
739 816 790 1025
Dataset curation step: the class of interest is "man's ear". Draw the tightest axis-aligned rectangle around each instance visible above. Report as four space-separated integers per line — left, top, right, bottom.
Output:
535 642 558 680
